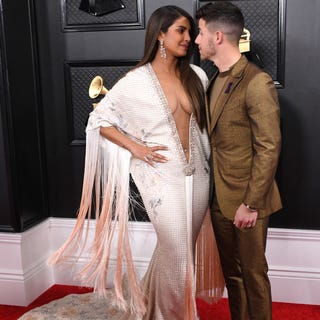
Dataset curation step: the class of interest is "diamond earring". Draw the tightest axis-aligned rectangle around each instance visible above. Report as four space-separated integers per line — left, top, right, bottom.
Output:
160 40 167 59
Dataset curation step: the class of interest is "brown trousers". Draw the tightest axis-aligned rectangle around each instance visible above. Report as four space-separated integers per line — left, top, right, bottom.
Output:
211 199 272 320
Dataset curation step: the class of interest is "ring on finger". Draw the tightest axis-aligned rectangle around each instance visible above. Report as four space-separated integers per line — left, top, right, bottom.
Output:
146 154 153 160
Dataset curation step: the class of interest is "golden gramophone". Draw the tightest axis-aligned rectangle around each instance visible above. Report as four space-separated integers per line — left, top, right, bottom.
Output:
89 75 108 108
239 28 250 53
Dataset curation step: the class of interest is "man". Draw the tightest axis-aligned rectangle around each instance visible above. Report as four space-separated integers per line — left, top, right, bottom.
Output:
196 2 282 320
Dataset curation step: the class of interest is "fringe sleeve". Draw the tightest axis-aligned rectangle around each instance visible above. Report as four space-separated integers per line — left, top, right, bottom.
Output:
48 127 147 317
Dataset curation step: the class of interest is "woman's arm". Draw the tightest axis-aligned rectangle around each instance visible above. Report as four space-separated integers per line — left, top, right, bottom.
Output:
100 126 168 166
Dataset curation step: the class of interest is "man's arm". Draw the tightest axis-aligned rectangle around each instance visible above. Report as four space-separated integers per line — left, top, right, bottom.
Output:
243 71 281 210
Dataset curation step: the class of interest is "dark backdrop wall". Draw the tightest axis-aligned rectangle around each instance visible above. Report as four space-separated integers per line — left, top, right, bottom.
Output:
0 0 320 232
0 0 48 231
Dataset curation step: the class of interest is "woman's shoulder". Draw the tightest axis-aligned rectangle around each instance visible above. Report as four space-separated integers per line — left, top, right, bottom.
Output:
124 64 150 80
111 64 149 90
107 64 151 101
190 64 208 88
112 65 148 90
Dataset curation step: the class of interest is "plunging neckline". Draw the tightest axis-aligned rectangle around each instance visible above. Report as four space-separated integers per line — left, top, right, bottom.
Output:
146 63 195 176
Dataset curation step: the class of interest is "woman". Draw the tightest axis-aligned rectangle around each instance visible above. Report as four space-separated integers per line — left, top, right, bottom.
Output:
49 5 220 320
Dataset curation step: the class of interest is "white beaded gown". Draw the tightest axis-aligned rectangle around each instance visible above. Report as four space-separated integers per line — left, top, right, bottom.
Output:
47 63 211 320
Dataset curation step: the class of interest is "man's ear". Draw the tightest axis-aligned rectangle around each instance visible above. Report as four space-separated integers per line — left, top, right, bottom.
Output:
215 31 223 44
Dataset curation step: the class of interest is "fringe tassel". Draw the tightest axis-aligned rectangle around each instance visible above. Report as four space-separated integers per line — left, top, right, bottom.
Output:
47 129 100 266
184 175 198 320
185 254 197 320
196 208 225 303
48 128 147 317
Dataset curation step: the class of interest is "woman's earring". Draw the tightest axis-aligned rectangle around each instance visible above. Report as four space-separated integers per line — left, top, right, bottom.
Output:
160 40 167 59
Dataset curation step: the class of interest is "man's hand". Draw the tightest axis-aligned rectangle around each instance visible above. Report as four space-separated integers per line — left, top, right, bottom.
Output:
233 203 258 229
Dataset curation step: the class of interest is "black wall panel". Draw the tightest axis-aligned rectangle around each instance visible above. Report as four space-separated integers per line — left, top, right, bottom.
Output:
61 0 144 32
0 0 48 231
270 0 320 228
0 57 16 231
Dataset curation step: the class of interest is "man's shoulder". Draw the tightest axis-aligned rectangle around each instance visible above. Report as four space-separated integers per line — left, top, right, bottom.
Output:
244 58 274 79
245 62 274 85
234 60 273 90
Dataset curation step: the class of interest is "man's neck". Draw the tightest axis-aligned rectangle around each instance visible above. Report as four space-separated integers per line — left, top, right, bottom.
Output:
215 51 241 73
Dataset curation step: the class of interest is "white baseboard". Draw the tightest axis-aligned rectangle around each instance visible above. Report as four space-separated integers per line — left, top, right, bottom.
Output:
0 220 54 306
267 228 320 305
0 218 319 306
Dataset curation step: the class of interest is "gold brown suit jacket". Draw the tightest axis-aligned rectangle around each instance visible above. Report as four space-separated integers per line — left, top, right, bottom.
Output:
206 55 282 220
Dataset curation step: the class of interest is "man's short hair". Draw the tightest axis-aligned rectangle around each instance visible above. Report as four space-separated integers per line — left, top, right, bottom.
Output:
196 1 244 43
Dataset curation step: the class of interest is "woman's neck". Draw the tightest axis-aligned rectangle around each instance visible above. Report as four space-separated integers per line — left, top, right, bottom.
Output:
151 55 178 75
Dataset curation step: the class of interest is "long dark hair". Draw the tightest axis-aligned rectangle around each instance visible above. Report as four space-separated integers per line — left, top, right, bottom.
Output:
136 5 206 130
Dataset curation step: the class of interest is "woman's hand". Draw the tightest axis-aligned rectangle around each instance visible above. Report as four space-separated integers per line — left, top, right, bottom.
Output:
99 126 168 166
129 144 168 166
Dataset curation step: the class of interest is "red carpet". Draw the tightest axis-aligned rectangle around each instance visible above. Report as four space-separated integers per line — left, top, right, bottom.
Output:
0 285 92 320
0 285 319 319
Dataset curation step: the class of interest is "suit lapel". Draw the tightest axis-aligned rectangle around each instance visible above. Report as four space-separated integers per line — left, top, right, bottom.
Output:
210 76 241 133
205 70 218 132
208 55 249 136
